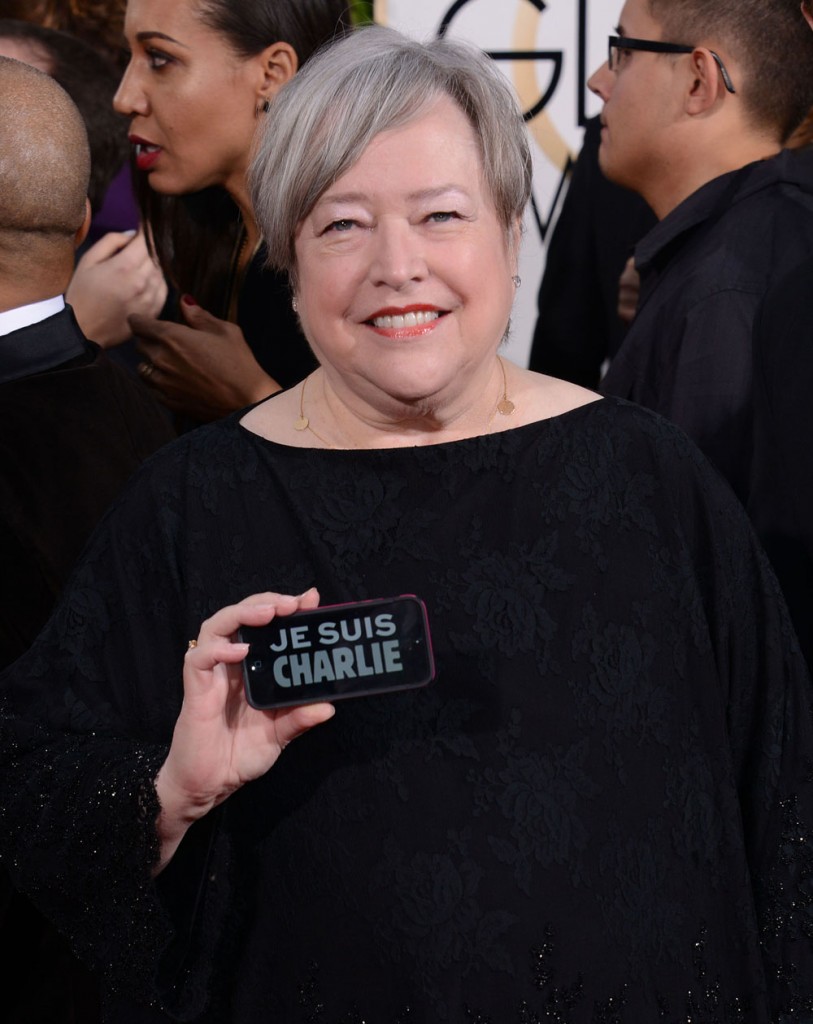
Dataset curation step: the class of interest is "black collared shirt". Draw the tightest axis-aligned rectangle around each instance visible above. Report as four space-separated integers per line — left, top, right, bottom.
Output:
601 147 813 500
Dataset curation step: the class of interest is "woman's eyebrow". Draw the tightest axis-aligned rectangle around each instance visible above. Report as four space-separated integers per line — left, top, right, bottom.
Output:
135 31 189 48
316 186 470 206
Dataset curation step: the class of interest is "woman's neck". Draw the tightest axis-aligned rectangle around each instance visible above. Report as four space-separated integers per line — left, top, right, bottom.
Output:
297 362 516 450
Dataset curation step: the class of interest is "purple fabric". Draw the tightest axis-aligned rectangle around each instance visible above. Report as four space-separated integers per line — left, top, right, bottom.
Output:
88 162 139 242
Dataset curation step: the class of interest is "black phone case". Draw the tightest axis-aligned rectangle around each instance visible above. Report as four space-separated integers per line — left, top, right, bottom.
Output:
239 595 435 709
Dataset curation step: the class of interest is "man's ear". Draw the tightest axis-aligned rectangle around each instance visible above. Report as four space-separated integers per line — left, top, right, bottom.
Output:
684 47 725 115
74 198 91 249
256 41 299 107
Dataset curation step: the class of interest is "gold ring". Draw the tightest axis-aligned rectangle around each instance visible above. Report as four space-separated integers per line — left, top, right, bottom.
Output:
187 639 198 650
138 360 156 380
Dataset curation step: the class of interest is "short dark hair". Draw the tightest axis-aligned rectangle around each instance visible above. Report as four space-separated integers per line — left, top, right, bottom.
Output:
136 0 350 313
0 19 128 211
648 0 813 142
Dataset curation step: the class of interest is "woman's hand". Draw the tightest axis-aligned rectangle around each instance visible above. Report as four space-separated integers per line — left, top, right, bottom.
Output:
154 589 334 872
67 229 168 348
129 297 280 421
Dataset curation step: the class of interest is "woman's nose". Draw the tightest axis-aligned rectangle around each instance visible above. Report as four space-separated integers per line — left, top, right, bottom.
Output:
113 62 147 116
370 221 428 289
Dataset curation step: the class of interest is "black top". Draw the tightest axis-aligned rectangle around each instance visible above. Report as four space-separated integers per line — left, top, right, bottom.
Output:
748 255 813 669
0 397 811 1023
0 306 175 669
600 148 813 500
238 248 317 389
529 116 657 388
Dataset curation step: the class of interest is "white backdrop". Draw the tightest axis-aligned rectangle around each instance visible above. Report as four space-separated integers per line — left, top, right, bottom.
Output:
373 0 622 365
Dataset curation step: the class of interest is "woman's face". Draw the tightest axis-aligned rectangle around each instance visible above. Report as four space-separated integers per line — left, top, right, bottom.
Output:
293 97 519 416
114 0 276 198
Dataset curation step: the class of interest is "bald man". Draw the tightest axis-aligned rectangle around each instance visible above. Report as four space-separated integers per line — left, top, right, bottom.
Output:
0 56 173 1023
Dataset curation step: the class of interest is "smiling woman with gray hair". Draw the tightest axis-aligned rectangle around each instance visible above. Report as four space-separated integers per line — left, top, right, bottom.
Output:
0 25 811 1024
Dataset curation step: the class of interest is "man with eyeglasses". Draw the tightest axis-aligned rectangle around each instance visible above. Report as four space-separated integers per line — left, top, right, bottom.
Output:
591 0 813 505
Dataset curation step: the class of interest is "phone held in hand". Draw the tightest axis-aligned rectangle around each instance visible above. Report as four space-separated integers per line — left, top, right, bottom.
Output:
239 595 435 709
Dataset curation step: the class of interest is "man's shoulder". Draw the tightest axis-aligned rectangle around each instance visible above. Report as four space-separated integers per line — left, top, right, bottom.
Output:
638 152 813 306
641 150 813 260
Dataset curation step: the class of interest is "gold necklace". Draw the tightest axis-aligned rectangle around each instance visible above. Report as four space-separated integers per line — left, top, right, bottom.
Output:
293 357 515 449
294 376 336 448
494 355 516 419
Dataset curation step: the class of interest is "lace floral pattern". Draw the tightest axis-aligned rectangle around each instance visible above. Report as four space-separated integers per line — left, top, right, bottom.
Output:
0 398 811 1022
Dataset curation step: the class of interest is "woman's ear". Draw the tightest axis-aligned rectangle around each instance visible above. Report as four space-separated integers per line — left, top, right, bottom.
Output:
256 41 299 106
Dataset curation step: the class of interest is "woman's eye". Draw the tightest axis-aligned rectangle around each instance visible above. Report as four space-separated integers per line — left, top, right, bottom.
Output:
325 219 357 233
428 211 458 223
146 48 172 70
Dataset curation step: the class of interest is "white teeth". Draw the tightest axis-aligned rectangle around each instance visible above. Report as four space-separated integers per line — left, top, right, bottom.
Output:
373 310 440 329
134 143 159 155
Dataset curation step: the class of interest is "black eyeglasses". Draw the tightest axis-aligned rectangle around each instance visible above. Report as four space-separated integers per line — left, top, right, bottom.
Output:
608 35 736 94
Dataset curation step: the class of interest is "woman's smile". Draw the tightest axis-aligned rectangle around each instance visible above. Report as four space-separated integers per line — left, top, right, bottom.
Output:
366 306 446 337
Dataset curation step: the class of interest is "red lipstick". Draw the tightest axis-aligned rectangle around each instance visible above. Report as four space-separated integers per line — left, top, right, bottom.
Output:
129 135 163 172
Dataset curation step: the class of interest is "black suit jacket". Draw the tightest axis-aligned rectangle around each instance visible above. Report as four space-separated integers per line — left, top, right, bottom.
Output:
0 306 175 669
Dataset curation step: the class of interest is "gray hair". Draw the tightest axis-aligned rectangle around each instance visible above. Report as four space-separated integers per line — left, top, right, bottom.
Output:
249 26 532 278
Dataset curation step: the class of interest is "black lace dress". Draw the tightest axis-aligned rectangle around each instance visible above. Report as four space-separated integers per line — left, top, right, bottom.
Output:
0 397 811 1023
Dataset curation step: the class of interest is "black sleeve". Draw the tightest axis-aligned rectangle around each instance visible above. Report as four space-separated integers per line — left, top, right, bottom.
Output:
648 412 813 1017
0 440 232 1019
529 116 656 387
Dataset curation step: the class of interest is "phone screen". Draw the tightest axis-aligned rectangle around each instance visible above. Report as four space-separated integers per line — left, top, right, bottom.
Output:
239 595 435 709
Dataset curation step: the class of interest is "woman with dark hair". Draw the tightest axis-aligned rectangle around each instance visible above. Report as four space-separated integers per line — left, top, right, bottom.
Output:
114 0 350 423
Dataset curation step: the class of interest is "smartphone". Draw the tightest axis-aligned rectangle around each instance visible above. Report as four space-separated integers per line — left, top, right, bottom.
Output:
239 595 435 709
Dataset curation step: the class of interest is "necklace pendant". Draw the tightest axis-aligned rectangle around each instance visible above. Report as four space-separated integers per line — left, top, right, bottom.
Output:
294 415 309 431
497 398 515 416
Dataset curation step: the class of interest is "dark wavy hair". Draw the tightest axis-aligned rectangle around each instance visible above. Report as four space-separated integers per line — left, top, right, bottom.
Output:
648 0 813 143
0 18 128 211
133 0 351 314
0 0 127 71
